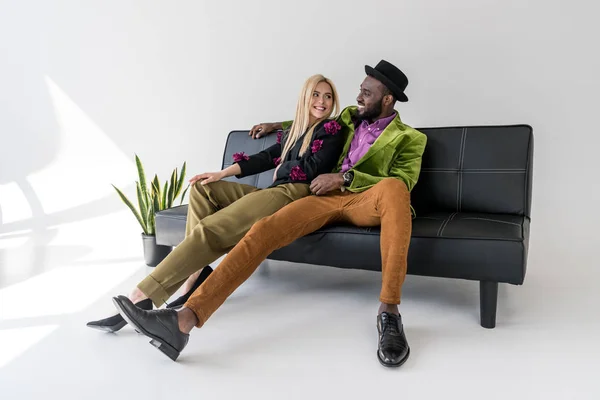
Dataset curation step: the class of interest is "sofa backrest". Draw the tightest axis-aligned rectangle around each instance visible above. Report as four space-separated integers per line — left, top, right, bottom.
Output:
222 131 280 189
222 124 533 218
412 125 533 217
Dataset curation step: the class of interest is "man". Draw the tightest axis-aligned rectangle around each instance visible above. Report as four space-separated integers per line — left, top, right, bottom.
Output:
113 60 427 368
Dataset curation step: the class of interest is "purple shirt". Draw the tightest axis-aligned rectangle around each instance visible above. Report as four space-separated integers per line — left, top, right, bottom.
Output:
341 112 397 173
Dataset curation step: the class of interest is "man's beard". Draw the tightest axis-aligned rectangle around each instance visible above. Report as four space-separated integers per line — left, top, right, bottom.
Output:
357 98 383 122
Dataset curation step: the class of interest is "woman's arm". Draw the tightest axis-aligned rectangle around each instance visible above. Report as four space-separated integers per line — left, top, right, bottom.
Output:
191 131 287 185
234 139 283 178
188 163 242 186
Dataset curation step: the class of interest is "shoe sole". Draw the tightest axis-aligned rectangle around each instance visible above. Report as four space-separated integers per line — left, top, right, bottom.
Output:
112 298 181 361
86 320 126 333
377 347 410 368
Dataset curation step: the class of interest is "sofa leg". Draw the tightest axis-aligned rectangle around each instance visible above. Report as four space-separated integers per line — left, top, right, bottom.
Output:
479 281 498 329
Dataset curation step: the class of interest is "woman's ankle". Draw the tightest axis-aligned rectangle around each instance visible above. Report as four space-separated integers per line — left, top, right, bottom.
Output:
183 270 201 293
129 288 148 304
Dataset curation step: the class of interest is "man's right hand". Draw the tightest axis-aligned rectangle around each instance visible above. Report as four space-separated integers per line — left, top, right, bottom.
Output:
249 122 281 139
310 173 344 196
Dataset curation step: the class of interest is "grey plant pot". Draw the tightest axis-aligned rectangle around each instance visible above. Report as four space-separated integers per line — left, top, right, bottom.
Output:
141 233 172 267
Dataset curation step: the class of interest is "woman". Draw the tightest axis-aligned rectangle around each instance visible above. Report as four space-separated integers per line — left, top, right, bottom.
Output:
88 74 344 332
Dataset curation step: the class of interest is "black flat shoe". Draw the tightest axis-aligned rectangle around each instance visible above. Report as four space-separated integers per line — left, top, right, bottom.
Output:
86 298 153 333
112 295 189 361
166 265 213 309
376 312 410 368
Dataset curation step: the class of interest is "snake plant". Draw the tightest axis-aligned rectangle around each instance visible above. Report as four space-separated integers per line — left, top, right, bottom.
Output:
113 154 189 235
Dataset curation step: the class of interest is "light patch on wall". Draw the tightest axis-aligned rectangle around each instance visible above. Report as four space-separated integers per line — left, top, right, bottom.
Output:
0 229 32 249
25 76 134 215
0 182 32 224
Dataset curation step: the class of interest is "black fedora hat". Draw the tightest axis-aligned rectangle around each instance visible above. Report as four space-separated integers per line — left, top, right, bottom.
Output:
365 60 409 102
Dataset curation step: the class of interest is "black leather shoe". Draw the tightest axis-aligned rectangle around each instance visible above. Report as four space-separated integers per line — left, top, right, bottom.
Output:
166 265 213 309
377 312 410 368
86 298 153 333
112 295 189 361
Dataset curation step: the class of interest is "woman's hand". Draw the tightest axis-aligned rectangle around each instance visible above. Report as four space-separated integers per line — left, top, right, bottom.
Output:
189 171 225 186
273 164 281 182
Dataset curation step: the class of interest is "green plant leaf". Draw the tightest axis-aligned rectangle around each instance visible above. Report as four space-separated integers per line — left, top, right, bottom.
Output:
161 181 168 210
136 181 148 228
153 174 161 202
175 161 186 199
167 169 176 208
146 201 155 235
180 183 190 205
135 154 148 211
151 181 161 212
113 184 147 234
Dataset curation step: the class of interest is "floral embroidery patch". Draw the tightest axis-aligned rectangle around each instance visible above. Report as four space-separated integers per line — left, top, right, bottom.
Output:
290 165 307 181
233 152 250 162
311 139 323 154
324 120 342 135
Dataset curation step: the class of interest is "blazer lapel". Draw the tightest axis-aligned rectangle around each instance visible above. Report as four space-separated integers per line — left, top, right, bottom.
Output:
351 114 402 169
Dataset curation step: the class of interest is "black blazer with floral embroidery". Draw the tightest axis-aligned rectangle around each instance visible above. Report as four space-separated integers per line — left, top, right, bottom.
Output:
234 119 344 187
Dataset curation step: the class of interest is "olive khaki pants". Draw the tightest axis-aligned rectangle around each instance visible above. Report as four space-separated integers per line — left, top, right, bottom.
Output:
137 180 311 306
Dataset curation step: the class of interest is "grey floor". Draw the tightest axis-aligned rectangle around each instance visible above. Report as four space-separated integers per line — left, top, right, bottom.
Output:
0 211 598 400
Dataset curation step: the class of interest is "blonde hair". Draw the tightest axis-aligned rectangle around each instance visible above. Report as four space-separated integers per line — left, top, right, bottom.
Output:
280 74 340 161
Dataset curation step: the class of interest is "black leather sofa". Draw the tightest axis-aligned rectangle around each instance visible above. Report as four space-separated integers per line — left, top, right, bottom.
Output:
155 125 533 328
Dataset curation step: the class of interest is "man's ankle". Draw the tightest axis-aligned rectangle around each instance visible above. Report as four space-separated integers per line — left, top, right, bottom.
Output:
177 307 199 334
378 303 399 315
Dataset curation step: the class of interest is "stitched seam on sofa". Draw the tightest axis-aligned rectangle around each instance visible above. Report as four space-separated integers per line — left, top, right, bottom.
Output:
411 234 523 242
436 214 451 236
310 229 380 236
421 168 526 172
421 171 526 175
460 217 522 226
437 212 456 237
454 128 466 212
461 171 525 174
439 212 457 237
459 128 467 212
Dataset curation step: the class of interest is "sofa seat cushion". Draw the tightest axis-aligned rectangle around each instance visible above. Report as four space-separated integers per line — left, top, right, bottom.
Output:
157 206 528 285
268 212 529 285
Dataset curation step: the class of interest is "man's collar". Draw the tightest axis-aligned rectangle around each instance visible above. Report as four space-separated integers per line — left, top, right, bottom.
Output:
351 110 399 126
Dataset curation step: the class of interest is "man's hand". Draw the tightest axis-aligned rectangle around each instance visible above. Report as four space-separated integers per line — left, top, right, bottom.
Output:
189 171 225 186
310 173 344 196
249 122 280 139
